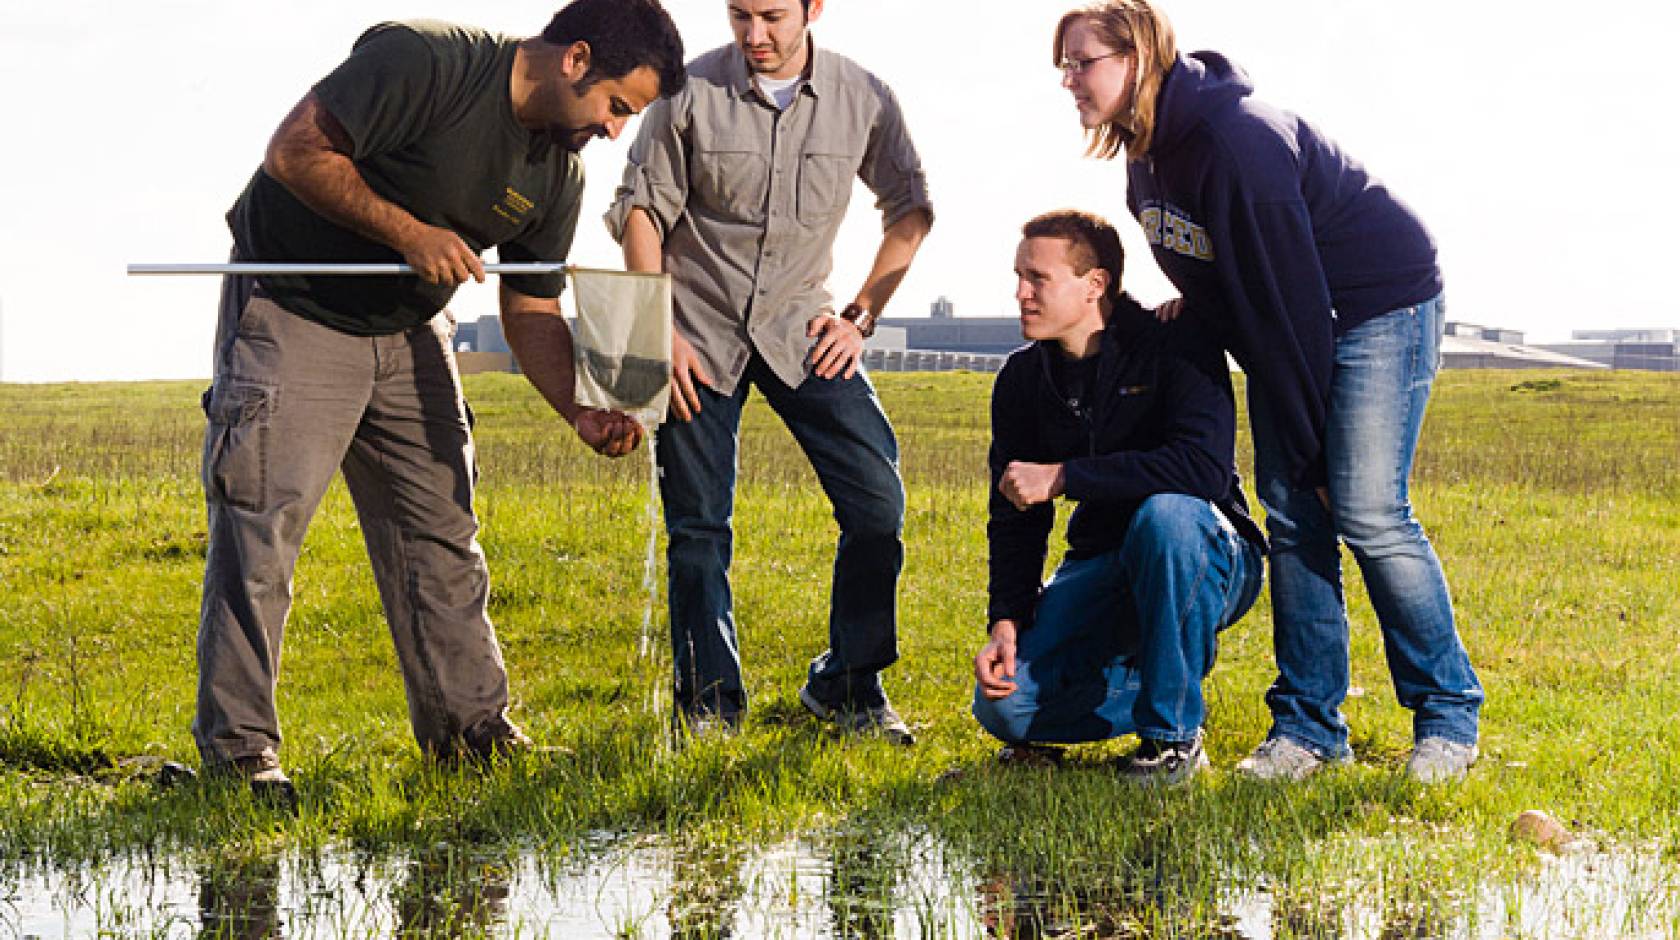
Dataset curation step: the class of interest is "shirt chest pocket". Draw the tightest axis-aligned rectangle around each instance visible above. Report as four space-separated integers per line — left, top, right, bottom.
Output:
690 132 767 223
797 139 861 225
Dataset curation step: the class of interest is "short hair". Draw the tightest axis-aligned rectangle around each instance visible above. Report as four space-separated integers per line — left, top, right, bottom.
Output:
1053 2 1178 161
1021 210 1125 303
542 0 687 97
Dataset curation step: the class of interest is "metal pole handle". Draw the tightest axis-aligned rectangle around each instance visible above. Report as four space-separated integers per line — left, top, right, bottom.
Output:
127 262 569 276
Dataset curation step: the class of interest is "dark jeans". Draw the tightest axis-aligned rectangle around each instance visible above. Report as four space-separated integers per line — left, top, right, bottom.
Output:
971 494 1263 745
657 353 905 718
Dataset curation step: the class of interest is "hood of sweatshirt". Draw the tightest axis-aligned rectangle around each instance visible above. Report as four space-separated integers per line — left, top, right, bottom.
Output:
1149 51 1252 156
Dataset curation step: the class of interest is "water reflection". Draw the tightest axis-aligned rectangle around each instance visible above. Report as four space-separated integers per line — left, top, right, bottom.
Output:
1372 898 1453 940
667 837 746 939
391 846 514 936
198 853 282 939
1269 891 1346 939
974 868 1252 939
823 827 902 939
5 833 1677 938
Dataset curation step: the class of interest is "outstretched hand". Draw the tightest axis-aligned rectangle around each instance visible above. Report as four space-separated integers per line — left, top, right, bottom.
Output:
574 408 645 458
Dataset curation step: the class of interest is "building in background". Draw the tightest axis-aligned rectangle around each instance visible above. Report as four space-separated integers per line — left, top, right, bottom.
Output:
878 297 1019 360
450 305 1668 377
1441 322 1608 371
1534 329 1679 372
451 314 515 375
868 296 1011 372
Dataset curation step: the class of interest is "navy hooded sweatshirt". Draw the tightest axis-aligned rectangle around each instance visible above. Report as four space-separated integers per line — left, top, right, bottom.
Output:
1127 52 1442 487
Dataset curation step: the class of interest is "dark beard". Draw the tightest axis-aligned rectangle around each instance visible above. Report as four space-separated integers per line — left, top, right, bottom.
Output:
547 125 600 153
530 76 600 156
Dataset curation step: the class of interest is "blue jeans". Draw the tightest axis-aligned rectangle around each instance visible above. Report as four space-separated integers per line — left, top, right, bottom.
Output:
971 494 1263 745
658 354 905 718
1248 294 1482 756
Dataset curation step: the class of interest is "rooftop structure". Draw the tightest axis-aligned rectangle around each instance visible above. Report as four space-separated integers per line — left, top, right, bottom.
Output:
1536 327 1680 372
448 314 1656 377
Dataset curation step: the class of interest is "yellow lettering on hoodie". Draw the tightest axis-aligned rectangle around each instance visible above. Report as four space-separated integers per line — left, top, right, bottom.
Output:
1138 201 1214 263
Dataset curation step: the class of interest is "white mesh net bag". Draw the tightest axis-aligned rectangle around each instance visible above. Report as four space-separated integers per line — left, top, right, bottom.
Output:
566 267 672 429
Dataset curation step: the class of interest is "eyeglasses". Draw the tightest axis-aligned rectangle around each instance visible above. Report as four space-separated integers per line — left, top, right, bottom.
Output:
1057 52 1124 77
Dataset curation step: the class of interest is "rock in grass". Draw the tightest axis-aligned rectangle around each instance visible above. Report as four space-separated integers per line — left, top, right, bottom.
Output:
1511 810 1585 853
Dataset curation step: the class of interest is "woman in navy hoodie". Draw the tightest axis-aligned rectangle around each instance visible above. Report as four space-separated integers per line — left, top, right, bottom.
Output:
1051 0 1481 782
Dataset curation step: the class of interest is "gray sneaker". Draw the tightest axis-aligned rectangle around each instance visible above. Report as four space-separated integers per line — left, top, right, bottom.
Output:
207 752 297 813
798 685 915 746
1235 736 1348 781
673 709 742 743
1405 737 1478 783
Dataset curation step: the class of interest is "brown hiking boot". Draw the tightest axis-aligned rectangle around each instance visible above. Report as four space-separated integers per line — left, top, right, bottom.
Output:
453 717 569 765
996 743 1063 768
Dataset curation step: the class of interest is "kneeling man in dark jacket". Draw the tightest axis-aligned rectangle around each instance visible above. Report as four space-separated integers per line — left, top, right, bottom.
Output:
972 209 1268 784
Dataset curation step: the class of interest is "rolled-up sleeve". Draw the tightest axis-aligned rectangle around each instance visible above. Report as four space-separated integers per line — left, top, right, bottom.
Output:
857 78 933 232
605 94 691 243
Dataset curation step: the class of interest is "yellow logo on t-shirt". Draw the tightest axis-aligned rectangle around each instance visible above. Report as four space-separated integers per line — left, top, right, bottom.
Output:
493 187 536 226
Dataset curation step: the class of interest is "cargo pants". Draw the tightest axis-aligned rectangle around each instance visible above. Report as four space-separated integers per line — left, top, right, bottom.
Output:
192 271 518 767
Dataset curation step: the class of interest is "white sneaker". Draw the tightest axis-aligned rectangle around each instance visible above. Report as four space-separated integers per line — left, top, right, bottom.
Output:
1405 737 1478 783
1118 732 1210 787
1235 736 1347 781
798 685 915 746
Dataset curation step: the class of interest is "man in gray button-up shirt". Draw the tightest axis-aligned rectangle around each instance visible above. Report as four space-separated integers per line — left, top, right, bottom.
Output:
606 0 932 742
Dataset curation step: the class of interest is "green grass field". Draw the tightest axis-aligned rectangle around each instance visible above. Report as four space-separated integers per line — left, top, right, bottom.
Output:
2 369 1678 936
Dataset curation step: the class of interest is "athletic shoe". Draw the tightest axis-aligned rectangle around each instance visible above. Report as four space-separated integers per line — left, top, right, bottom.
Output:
208 752 297 813
798 685 915 746
1235 736 1348 781
673 709 742 742
1117 733 1209 786
1405 737 1478 783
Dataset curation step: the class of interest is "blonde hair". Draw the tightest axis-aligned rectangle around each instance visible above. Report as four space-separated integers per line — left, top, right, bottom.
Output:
1054 1 1178 161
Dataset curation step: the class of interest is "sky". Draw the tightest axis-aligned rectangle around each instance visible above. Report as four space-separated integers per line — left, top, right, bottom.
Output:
1 0 1675 382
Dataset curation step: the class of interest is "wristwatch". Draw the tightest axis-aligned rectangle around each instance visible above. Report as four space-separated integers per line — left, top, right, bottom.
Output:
840 302 877 339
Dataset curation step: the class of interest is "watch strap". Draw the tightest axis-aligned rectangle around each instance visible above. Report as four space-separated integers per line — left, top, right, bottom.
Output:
840 302 877 339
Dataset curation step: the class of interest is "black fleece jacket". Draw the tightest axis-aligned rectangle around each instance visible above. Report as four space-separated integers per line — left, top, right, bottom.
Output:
986 294 1267 628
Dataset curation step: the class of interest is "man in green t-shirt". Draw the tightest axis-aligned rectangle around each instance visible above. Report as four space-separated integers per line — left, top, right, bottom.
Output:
195 0 685 805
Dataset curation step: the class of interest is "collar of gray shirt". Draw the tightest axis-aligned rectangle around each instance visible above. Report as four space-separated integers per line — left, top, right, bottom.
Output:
725 34 831 104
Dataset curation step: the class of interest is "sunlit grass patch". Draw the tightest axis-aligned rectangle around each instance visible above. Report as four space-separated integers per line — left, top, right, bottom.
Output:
2 370 1678 935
